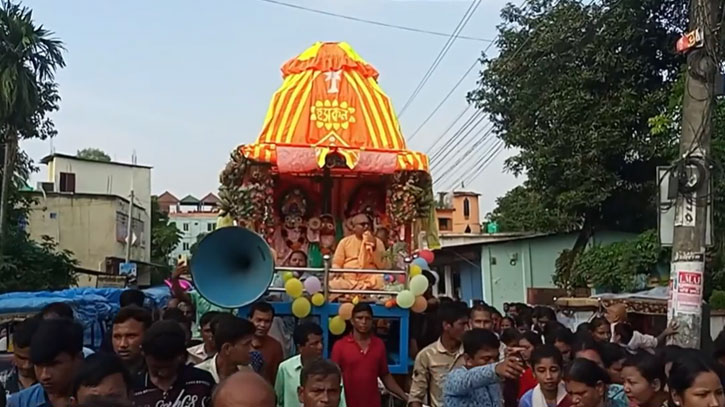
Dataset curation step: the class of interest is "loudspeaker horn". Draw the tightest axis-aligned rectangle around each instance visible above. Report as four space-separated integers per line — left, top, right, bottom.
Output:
191 227 274 308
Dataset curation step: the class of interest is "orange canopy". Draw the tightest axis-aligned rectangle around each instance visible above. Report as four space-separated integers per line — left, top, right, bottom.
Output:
242 42 429 174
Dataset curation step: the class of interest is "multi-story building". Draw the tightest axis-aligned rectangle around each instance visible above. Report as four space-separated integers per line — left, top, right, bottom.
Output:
162 192 219 263
24 153 153 286
435 190 481 234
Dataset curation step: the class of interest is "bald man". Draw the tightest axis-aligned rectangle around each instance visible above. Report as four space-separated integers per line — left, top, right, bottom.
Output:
212 371 275 407
329 214 389 299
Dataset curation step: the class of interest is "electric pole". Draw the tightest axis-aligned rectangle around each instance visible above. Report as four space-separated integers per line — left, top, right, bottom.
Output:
667 0 721 348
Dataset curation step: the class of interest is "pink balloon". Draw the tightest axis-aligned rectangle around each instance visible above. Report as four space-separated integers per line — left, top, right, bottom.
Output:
419 250 435 264
304 276 322 294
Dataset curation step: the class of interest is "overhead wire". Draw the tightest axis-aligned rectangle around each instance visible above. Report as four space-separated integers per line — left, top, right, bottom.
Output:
422 104 472 154
407 0 508 144
437 0 606 189
397 0 482 118
421 0 534 186
255 0 493 42
434 120 496 187
407 60 478 143
457 140 506 190
430 110 487 165
428 109 482 161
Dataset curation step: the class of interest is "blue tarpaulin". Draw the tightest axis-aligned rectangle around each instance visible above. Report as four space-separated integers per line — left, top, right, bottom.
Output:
0 286 169 349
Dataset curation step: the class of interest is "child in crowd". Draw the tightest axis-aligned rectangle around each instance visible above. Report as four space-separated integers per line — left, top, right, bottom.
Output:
519 345 571 407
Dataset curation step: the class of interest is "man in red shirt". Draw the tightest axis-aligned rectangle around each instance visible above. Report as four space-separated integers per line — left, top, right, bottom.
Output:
331 303 407 407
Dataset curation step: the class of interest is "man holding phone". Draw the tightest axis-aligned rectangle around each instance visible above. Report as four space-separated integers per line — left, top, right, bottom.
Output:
444 329 526 407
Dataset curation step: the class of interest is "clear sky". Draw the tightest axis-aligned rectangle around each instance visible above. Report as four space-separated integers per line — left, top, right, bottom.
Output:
21 0 522 213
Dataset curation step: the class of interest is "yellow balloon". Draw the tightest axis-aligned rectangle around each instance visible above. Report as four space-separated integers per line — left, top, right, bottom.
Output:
282 271 295 282
352 296 360 305
409 264 422 277
329 316 346 335
285 278 304 298
338 303 354 321
311 293 325 306
216 214 234 228
292 297 311 318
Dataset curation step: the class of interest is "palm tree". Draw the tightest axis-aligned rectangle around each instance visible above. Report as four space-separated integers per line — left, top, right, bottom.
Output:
0 1 65 249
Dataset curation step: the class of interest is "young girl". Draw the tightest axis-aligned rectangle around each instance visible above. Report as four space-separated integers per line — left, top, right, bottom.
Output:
668 355 725 407
565 358 612 407
519 345 572 407
621 352 668 407
519 331 544 399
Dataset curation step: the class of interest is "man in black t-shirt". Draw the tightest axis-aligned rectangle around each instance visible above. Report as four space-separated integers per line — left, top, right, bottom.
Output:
131 321 214 407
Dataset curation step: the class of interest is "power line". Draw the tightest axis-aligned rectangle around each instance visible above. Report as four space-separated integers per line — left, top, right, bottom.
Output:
431 111 488 166
452 140 505 190
407 60 478 143
443 0 605 188
255 0 493 42
429 109 483 163
407 9 504 144
397 0 482 118
422 104 472 153
414 0 532 187
434 120 497 187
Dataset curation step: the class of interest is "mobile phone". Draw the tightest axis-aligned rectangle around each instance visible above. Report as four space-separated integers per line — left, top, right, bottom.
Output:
177 254 188 266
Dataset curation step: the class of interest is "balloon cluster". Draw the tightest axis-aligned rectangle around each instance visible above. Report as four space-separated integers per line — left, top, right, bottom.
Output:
283 273 324 318
386 249 435 314
329 296 361 335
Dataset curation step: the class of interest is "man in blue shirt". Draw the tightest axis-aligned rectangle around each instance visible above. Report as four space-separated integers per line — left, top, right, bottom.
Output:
444 328 525 407
9 319 85 407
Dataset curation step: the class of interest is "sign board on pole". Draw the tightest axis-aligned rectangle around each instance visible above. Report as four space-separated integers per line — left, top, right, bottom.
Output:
656 167 712 246
670 258 704 316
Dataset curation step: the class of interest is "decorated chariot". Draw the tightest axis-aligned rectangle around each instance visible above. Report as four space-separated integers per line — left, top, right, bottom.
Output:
216 42 439 373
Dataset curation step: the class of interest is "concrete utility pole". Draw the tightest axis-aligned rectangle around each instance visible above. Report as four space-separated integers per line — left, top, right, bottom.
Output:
667 0 721 348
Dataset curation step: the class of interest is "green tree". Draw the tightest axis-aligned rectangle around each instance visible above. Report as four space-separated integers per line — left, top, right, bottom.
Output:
0 153 77 292
470 0 687 287
488 184 579 233
567 230 668 293
150 196 181 265
77 148 111 162
0 0 65 246
0 1 75 291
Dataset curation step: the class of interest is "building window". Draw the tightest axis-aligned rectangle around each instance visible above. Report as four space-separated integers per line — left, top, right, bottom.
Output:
438 218 452 231
59 172 76 193
463 198 470 219
207 223 215 232
183 242 189 250
183 223 189 232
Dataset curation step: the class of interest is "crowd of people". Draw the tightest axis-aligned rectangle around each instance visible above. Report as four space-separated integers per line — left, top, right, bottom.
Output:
2 286 725 407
